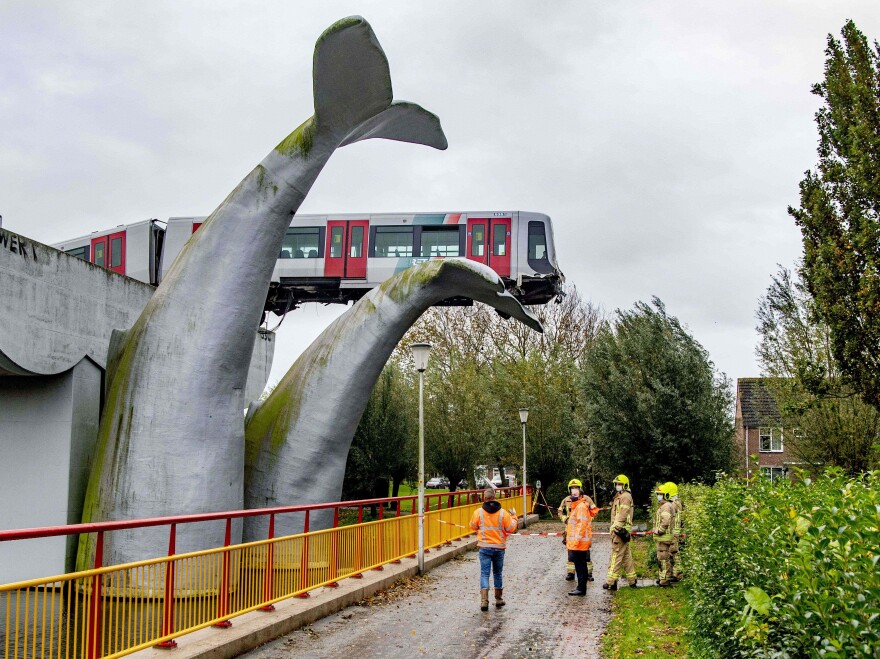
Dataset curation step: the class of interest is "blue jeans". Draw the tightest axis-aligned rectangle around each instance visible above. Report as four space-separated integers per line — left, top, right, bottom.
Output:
478 547 505 589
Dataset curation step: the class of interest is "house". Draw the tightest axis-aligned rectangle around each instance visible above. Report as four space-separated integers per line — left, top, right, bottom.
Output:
735 378 802 482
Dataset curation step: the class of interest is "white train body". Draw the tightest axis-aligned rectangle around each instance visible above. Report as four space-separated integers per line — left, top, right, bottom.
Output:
53 211 563 312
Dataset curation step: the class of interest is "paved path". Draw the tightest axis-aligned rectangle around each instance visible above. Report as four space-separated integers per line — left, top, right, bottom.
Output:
241 523 617 658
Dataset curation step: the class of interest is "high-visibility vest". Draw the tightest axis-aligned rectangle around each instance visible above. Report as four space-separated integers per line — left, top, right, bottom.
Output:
470 507 517 549
566 497 598 551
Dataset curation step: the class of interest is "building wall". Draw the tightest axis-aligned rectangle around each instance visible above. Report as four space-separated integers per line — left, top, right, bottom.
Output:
0 359 101 583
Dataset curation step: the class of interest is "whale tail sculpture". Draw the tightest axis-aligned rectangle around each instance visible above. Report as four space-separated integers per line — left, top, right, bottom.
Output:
78 16 448 572
243 258 542 541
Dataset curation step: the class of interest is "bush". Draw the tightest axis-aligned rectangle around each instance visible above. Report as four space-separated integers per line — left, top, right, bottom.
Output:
684 470 880 657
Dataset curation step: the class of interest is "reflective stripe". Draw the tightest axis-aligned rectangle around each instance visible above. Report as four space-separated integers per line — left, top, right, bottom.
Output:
475 508 511 548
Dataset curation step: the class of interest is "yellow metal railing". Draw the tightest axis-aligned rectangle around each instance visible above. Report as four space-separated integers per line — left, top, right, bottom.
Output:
0 489 531 658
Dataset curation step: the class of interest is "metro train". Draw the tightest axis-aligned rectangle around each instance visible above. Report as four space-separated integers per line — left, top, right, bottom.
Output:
52 212 564 313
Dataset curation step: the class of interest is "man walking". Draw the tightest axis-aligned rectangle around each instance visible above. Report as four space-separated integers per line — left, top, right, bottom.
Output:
654 483 677 587
469 488 518 611
603 474 637 591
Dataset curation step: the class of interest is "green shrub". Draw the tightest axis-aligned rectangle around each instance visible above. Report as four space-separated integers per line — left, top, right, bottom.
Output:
684 470 880 657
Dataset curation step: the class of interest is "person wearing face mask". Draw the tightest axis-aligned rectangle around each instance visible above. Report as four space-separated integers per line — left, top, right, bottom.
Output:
564 478 599 596
603 474 637 591
653 483 677 587
665 482 684 582
557 480 576 581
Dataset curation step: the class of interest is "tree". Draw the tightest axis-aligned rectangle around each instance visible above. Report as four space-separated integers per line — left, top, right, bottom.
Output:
756 266 880 473
342 364 416 502
790 20 880 411
582 298 734 503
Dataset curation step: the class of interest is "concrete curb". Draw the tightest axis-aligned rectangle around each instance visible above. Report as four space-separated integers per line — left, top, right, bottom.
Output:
132 514 539 659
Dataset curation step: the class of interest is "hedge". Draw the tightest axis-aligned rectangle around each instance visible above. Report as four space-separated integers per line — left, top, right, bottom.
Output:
682 470 880 658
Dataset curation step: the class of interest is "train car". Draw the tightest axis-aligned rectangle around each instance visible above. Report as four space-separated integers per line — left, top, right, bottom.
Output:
54 211 563 313
51 219 164 285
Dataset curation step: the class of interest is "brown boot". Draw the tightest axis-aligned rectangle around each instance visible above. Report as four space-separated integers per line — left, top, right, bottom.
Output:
480 589 489 611
494 588 506 607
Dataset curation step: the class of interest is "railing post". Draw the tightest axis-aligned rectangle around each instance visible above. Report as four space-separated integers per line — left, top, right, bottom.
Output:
260 514 276 611
352 506 364 578
327 508 340 587
373 505 384 570
213 518 233 627
87 531 104 659
296 511 311 597
156 524 178 648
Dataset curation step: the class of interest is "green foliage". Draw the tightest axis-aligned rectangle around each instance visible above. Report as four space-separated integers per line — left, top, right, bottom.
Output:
756 266 880 473
685 471 880 657
790 20 880 412
342 364 416 500
582 298 735 503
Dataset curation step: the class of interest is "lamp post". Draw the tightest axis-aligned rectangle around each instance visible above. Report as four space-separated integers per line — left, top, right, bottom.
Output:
519 408 529 529
411 342 432 575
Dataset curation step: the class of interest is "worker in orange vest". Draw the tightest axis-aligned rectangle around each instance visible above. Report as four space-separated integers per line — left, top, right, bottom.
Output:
565 478 599 596
469 488 519 611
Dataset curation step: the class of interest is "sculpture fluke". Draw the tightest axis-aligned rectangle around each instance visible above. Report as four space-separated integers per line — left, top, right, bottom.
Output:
243 259 542 541
78 16 447 568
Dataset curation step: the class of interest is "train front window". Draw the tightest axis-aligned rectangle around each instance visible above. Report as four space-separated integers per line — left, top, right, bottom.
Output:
421 227 459 257
94 242 105 266
492 224 507 256
110 237 123 267
65 246 89 262
374 226 413 257
350 226 364 258
471 224 485 256
282 227 321 258
528 221 548 260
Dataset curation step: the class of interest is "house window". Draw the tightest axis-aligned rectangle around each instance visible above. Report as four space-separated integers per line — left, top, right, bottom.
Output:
759 427 784 452
761 466 787 483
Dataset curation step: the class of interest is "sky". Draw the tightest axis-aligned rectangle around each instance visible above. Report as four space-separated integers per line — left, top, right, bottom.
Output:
2 1 878 387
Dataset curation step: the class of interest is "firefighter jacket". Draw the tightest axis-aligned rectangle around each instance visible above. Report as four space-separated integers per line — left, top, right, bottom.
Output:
672 499 683 538
557 495 572 522
565 496 599 551
469 500 518 549
653 500 676 543
609 490 634 534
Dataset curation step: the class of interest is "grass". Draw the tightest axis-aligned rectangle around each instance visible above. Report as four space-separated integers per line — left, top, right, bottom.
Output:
601 583 691 658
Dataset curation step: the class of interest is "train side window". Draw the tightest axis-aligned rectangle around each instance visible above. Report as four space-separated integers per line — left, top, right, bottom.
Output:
492 223 507 256
94 242 105 266
65 246 90 262
528 221 548 260
420 227 459 257
330 226 344 258
350 225 364 258
374 226 413 257
283 227 321 258
471 223 485 256
110 237 123 267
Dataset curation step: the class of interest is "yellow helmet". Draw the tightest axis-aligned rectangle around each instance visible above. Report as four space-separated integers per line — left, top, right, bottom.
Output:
664 482 678 498
568 478 583 489
613 474 630 490
655 483 672 500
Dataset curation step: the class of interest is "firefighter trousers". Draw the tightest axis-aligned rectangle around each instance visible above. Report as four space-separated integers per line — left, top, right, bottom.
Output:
607 533 636 585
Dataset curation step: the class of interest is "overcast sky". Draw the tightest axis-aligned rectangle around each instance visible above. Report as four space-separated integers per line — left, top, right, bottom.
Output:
3 1 878 387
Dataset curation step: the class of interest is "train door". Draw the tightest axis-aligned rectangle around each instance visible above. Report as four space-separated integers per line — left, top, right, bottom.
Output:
488 218 511 277
91 236 107 267
466 219 488 265
106 230 126 275
325 220 369 279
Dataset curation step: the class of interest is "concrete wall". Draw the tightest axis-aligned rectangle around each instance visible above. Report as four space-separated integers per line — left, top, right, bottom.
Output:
0 359 101 583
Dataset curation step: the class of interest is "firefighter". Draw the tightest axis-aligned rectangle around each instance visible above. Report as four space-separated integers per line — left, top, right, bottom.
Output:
557 478 579 581
603 474 637 591
469 488 518 611
565 479 599 596
667 481 684 582
653 483 677 587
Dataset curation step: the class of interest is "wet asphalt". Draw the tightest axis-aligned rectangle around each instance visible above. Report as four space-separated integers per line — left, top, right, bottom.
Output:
239 522 621 658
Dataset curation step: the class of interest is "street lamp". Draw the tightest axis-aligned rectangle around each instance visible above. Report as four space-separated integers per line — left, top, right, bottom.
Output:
519 408 529 529
411 342 432 575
